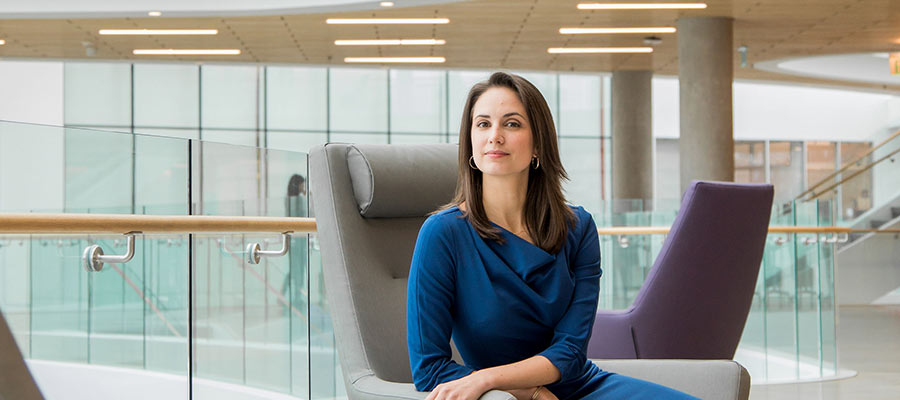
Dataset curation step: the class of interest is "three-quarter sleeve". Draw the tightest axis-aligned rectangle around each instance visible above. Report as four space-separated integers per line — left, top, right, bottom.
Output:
537 210 602 384
407 216 474 391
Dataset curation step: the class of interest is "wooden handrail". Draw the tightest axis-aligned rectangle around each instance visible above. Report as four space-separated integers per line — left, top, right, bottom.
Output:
848 228 900 234
597 226 852 236
796 128 900 200
0 213 316 234
2 213 886 236
808 144 900 201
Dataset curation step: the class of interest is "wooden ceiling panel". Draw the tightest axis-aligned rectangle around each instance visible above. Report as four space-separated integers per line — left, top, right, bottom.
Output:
1 0 899 90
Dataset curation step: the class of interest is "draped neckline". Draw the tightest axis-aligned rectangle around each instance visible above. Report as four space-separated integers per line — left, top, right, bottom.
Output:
450 206 558 280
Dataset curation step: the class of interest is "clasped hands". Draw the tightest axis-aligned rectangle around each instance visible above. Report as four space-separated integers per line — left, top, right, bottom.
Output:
425 370 559 400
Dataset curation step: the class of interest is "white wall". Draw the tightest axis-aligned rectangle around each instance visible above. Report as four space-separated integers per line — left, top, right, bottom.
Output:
837 217 900 305
652 76 896 142
0 61 64 125
0 61 65 212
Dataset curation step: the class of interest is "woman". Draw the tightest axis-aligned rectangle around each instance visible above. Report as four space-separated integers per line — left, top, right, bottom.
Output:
406 72 697 400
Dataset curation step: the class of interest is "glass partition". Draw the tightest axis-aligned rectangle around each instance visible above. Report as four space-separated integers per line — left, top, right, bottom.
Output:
0 121 339 399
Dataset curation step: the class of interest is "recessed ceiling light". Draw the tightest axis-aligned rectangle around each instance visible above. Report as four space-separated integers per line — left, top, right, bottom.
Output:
326 18 449 24
577 3 707 10
380 1 395 6
100 29 218 35
344 57 446 63
148 11 162 17
548 47 653 54
133 49 241 55
335 39 446 46
560 27 676 34
0 39 5 45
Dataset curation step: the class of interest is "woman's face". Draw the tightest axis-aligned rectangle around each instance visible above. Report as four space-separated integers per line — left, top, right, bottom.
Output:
470 86 535 178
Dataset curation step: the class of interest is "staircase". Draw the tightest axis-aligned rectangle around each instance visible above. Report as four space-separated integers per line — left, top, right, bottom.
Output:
840 192 900 249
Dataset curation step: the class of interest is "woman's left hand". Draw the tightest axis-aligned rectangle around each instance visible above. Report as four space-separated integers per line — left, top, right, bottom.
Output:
425 372 491 400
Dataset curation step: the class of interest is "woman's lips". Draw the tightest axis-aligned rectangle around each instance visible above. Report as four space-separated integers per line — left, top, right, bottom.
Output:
485 151 508 158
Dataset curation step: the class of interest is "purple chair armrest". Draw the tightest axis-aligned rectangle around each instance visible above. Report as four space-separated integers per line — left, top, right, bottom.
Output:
587 310 637 359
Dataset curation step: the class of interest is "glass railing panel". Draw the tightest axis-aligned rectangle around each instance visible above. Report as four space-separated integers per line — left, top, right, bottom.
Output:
308 233 343 399
3 121 327 399
837 142 874 222
89 232 146 368
197 141 265 216
193 209 247 389
0 122 67 214
5 233 192 398
262 193 312 399
64 127 135 212
243 232 293 393
190 139 314 397
805 131 900 229
141 232 189 375
263 149 310 219
135 136 191 215
595 199 642 310
0 236 31 353
794 200 825 379
594 199 677 311
812 200 838 378
763 202 799 381
868 133 900 215
30 234 90 363
289 232 311 399
737 244 768 381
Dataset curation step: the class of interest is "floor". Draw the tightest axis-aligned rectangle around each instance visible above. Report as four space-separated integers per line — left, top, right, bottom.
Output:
749 305 900 399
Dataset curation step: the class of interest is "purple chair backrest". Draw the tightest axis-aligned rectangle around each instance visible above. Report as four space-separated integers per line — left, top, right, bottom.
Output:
629 181 773 359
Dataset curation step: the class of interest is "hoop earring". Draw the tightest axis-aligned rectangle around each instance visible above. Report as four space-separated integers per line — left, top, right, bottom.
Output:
531 156 540 170
469 155 478 170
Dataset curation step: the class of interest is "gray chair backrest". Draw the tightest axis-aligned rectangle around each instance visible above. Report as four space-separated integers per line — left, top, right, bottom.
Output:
309 143 459 386
0 310 44 400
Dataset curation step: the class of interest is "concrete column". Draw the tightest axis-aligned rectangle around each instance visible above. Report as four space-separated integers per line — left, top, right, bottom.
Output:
612 70 653 202
677 17 734 194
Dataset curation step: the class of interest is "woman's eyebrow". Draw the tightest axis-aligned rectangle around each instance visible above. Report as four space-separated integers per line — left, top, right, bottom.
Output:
474 112 525 119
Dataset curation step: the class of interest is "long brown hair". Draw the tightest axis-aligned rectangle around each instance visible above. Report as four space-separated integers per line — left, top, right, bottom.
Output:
439 71 574 254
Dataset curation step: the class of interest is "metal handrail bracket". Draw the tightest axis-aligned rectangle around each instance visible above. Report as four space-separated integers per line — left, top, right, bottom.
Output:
246 232 292 264
82 231 140 272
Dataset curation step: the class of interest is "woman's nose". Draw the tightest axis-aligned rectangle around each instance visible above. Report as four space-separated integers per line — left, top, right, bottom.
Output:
488 126 503 144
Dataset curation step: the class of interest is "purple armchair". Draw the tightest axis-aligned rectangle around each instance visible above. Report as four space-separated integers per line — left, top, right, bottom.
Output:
587 181 774 359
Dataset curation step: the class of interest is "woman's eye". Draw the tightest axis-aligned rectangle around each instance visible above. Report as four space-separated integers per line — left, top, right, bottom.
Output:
476 121 489 128
505 121 521 128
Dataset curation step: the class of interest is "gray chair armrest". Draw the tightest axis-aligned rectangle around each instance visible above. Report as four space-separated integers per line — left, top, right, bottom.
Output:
352 375 515 400
591 359 750 400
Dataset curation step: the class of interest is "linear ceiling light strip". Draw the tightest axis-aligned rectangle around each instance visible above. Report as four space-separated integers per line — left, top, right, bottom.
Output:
344 57 446 63
547 47 653 54
335 39 446 45
100 29 218 35
560 27 676 34
133 49 241 55
326 18 449 24
577 3 707 10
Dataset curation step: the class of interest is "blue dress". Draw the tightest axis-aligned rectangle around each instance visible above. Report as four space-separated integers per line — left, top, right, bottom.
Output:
406 205 697 399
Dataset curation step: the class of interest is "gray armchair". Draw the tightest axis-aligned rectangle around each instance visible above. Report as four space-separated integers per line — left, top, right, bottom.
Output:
309 143 751 400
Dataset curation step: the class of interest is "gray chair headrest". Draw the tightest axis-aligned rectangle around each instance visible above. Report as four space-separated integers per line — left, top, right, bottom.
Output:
347 143 459 218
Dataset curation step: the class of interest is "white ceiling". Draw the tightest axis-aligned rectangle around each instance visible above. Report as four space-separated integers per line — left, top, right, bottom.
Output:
0 0 461 18
756 53 900 87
